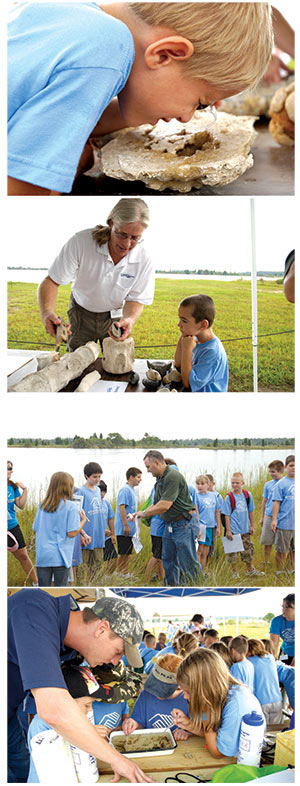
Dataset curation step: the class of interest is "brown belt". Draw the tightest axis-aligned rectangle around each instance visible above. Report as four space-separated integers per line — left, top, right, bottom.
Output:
170 510 194 523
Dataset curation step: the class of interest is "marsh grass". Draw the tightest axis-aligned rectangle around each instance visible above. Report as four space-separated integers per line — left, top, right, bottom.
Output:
8 469 294 589
7 278 294 391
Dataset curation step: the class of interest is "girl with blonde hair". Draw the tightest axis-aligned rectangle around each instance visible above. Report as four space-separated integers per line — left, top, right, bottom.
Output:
171 648 264 758
122 653 192 741
247 639 282 724
174 632 199 659
32 472 86 586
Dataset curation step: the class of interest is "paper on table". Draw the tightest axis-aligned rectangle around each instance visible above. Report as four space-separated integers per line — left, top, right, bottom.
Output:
222 534 245 553
87 379 128 393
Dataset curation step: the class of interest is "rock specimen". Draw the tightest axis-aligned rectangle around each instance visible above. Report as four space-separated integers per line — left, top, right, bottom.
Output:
269 81 294 146
147 360 172 376
98 112 257 192
55 316 68 351
36 352 60 370
75 370 100 392
220 76 294 118
102 336 135 374
8 342 99 392
163 368 182 385
146 368 161 382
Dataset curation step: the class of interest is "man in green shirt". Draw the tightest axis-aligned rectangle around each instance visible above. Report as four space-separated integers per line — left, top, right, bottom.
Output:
135 451 203 585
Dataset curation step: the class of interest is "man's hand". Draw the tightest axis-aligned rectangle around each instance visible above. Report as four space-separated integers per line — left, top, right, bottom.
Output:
109 318 133 342
111 759 154 783
44 312 71 339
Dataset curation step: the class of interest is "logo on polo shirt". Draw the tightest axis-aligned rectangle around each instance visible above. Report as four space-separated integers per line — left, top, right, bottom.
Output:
120 273 135 279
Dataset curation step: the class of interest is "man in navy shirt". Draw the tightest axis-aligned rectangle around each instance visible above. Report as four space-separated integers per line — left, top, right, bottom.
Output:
8 590 152 784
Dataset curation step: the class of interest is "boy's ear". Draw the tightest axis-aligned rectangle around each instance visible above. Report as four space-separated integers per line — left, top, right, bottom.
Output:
144 36 194 69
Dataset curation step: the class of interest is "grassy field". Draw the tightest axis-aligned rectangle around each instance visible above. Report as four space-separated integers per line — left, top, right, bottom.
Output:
8 469 294 589
7 278 294 391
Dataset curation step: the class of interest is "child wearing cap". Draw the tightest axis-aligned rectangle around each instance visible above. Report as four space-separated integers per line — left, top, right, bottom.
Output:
122 654 191 741
27 663 105 782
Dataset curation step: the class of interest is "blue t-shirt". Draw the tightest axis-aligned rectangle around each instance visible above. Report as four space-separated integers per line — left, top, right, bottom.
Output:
269 614 295 657
230 660 254 692
272 476 295 529
8 2 135 192
149 487 165 537
276 662 294 709
131 689 189 731
33 499 79 567
114 483 138 536
248 654 281 706
189 337 228 393
221 491 255 534
216 685 264 757
263 479 280 517
79 485 106 549
93 699 129 728
7 484 21 529
8 589 79 721
196 491 217 528
102 498 115 541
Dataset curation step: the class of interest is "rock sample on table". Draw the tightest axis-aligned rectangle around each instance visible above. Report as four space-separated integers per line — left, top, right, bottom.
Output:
102 337 135 374
8 342 99 392
95 111 257 192
220 76 294 118
269 81 294 146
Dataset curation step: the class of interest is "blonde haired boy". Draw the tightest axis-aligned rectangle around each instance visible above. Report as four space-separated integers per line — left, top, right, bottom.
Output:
221 472 264 578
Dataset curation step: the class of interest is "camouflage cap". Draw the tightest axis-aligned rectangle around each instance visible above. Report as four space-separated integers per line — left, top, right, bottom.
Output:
91 597 143 668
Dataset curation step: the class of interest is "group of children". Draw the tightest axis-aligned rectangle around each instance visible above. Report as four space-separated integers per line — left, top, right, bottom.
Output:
8 454 295 586
24 616 294 781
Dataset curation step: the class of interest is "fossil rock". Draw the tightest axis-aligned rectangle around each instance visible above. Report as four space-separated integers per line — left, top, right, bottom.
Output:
75 370 100 392
269 81 294 146
36 352 60 370
55 317 68 351
142 377 161 391
111 322 123 339
147 360 172 376
163 368 182 385
102 337 135 374
98 112 257 192
8 342 99 392
146 368 162 382
220 76 294 118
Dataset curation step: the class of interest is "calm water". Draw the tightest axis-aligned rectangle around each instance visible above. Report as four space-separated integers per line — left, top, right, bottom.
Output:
7 270 278 285
8 447 288 505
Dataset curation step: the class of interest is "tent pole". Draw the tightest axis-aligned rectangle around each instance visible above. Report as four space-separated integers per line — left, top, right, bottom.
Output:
250 199 258 392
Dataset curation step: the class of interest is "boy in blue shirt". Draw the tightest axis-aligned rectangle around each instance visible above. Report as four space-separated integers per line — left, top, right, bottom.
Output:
175 295 228 392
114 466 142 576
229 636 254 692
8 3 274 195
78 461 105 578
271 456 295 573
221 472 264 578
260 460 284 565
195 475 220 572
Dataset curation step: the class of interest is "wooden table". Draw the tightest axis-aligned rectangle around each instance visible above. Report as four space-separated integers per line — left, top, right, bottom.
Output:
97 736 236 782
72 120 294 197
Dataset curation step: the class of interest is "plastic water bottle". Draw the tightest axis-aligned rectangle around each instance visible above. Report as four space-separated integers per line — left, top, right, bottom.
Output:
31 729 78 783
237 711 265 766
70 710 99 783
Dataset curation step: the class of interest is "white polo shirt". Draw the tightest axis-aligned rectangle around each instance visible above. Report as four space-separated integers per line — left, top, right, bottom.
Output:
48 229 155 313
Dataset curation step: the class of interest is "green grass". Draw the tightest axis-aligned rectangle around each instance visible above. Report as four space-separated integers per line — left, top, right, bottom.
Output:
7 278 294 391
8 469 294 589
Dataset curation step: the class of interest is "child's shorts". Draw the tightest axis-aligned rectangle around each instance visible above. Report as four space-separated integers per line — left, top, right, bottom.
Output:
104 538 117 561
275 529 294 553
7 524 26 549
260 514 275 545
116 535 133 555
209 527 217 557
151 534 163 560
199 528 213 547
227 532 254 563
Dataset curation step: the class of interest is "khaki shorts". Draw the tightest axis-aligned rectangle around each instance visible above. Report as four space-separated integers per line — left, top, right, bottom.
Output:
67 293 113 351
275 528 294 554
227 532 254 563
260 514 275 546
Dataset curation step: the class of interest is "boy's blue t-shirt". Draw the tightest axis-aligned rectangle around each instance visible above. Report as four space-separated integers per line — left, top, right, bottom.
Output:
79 485 106 549
33 499 80 567
221 491 255 534
8 589 78 721
276 662 294 709
93 699 129 728
272 476 295 529
217 686 264 757
230 659 254 692
114 483 138 536
149 486 165 537
269 614 295 657
248 654 282 706
7 484 21 528
8 2 135 192
102 498 115 541
263 479 280 517
190 337 228 393
196 491 217 528
131 689 189 731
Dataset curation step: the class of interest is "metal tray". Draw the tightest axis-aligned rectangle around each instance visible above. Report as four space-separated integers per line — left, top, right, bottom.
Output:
110 727 177 758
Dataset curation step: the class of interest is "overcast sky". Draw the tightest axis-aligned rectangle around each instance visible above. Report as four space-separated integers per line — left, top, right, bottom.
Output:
6 196 295 274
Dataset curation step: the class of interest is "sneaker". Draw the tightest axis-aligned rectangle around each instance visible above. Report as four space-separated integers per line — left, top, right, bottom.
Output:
246 568 265 576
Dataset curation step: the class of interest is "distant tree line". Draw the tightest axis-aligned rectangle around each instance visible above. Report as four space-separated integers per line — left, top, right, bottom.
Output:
8 434 294 450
